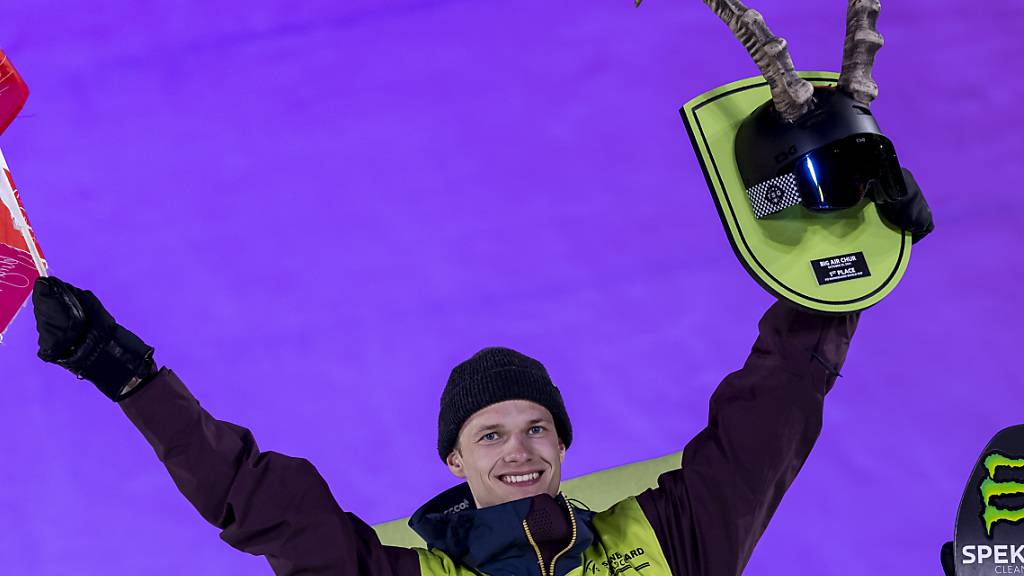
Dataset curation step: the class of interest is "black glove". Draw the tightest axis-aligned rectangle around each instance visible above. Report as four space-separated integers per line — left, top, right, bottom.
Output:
873 167 935 244
32 276 157 401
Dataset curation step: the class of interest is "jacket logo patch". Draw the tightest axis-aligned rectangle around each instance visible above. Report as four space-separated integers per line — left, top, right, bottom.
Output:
443 499 470 516
582 548 649 574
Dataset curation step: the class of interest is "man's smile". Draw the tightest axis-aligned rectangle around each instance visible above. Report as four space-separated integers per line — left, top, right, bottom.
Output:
498 470 543 487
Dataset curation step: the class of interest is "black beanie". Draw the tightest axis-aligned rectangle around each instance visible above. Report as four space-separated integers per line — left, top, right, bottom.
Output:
437 347 572 461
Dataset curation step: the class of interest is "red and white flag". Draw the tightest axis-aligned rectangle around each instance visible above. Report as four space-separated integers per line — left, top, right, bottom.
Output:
0 50 45 341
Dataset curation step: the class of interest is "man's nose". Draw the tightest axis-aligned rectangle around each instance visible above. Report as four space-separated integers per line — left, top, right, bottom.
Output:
502 434 533 463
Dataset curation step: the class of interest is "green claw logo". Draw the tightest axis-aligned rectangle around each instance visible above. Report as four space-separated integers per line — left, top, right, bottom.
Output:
980 452 1024 536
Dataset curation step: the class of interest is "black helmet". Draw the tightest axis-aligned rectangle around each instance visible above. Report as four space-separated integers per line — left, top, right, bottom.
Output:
735 86 906 218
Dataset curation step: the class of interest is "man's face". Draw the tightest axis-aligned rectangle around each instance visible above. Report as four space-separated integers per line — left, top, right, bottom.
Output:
446 400 565 509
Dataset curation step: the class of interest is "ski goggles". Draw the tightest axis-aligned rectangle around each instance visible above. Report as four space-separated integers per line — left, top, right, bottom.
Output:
744 133 906 219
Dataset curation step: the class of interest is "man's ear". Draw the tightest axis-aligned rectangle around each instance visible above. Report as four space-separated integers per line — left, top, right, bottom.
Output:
446 448 466 479
559 441 566 464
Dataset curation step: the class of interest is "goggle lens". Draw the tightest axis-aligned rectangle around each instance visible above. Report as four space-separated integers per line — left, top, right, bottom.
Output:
791 134 906 211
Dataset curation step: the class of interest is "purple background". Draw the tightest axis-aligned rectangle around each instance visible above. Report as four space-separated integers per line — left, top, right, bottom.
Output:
0 1 1019 574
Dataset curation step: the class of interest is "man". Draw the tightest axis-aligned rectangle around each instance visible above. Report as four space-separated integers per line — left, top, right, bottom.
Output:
30 274 851 576
31 160 932 576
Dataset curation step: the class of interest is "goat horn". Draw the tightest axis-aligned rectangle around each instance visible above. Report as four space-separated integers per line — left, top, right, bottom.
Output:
702 0 814 122
838 0 884 104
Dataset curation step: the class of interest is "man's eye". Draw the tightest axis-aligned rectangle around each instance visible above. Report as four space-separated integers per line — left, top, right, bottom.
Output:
528 426 545 435
480 432 499 442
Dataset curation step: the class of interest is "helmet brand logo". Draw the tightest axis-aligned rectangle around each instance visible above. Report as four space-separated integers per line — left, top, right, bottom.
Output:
774 145 797 165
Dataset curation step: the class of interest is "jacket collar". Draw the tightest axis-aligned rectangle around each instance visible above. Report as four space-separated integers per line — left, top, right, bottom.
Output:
408 483 595 575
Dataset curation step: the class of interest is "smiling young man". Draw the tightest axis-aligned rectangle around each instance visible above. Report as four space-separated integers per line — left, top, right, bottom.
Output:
33 278 863 576
447 398 565 507
439 348 570 509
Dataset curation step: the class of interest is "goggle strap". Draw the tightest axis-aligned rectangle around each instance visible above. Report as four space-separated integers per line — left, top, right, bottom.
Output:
746 172 801 219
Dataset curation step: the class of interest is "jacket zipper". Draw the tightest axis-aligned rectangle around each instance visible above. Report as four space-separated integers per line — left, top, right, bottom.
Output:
521 493 578 576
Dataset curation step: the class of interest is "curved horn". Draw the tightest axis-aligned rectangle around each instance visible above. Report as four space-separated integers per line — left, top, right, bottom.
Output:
700 1 814 122
633 0 812 121
838 0 884 104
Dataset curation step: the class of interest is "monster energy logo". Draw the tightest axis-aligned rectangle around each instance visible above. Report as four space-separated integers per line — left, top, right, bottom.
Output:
980 452 1024 536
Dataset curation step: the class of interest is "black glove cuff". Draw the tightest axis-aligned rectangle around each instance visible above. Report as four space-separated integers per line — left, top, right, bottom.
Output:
57 323 156 402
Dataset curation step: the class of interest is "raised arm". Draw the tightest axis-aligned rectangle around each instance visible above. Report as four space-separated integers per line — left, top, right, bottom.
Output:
636 301 859 576
32 276 419 576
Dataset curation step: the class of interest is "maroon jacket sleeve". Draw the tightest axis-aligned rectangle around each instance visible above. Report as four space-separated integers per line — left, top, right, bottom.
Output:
119 369 420 576
636 301 859 576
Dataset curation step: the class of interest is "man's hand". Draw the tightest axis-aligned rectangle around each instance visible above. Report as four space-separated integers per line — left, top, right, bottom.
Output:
875 167 935 244
32 276 156 401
